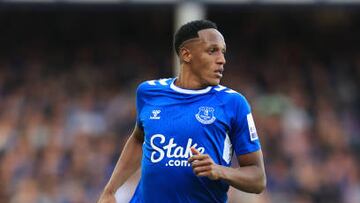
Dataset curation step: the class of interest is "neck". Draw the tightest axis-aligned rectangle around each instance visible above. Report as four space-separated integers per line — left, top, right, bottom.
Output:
175 65 207 90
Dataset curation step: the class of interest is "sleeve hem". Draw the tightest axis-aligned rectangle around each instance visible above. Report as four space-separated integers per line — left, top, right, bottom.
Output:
235 146 261 156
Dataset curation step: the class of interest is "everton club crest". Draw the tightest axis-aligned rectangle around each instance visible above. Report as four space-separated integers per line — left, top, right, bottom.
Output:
195 106 216 124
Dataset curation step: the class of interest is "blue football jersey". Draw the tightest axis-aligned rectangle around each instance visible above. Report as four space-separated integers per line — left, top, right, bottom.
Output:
129 78 261 203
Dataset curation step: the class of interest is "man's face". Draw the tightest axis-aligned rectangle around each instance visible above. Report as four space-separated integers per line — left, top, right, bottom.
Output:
182 28 226 87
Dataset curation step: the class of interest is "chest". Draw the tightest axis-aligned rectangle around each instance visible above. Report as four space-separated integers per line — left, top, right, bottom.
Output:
139 99 231 142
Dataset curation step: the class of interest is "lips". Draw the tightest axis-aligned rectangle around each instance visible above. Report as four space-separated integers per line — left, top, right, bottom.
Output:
214 68 223 78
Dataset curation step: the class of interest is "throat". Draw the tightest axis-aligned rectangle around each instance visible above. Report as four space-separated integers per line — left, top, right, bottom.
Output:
175 76 208 90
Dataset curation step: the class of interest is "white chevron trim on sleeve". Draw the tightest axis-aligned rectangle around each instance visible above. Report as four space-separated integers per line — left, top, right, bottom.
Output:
214 85 226 91
158 78 169 86
225 89 237 94
147 80 156 85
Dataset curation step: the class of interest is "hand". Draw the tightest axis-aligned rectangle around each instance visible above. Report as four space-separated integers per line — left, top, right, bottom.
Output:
188 147 222 180
97 190 116 203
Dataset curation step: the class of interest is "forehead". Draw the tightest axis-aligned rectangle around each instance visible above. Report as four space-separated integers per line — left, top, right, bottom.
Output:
197 28 225 46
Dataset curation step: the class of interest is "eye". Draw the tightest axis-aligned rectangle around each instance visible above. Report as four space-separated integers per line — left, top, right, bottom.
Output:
208 47 217 55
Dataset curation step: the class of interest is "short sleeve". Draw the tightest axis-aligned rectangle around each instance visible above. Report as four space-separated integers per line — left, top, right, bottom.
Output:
229 95 261 156
136 82 146 128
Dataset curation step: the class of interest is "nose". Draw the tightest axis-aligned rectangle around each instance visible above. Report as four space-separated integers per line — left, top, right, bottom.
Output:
216 53 226 65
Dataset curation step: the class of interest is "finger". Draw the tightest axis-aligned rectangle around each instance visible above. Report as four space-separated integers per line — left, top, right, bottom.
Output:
188 154 208 163
196 171 211 177
191 147 201 155
193 165 212 175
191 159 213 168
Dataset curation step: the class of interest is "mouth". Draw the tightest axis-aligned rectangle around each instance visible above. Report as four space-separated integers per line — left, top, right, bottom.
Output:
214 68 223 78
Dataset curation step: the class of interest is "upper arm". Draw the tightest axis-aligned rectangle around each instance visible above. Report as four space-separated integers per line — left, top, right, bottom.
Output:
132 122 144 144
236 150 267 192
237 150 265 169
229 94 261 156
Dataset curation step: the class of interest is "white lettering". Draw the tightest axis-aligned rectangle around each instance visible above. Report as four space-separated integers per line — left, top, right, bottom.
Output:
167 159 191 167
173 147 184 158
149 134 205 164
181 160 190 167
163 138 177 158
150 134 165 163
174 160 181 166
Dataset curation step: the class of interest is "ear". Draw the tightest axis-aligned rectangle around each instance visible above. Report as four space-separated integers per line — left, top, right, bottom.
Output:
179 47 191 63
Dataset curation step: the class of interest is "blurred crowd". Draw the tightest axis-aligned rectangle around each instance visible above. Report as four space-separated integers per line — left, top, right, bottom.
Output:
0 5 359 203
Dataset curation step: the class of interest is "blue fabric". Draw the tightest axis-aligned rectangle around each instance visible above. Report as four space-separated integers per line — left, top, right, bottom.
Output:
130 78 261 203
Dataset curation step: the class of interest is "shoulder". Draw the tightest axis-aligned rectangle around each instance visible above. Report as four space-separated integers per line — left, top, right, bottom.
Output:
214 85 252 121
213 84 248 106
137 78 173 94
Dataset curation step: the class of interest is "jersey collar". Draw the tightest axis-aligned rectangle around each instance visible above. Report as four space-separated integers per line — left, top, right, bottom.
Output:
170 78 212 94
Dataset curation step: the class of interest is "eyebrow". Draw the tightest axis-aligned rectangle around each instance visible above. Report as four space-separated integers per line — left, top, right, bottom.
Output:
208 43 226 50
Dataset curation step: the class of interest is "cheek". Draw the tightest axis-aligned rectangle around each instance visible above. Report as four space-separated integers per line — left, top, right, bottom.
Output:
196 54 211 66
199 57 214 73
191 54 214 76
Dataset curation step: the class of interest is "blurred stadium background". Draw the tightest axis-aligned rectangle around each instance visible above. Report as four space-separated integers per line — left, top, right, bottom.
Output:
0 0 359 203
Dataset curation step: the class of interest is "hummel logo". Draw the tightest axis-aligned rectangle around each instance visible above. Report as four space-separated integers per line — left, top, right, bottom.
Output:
150 110 161 120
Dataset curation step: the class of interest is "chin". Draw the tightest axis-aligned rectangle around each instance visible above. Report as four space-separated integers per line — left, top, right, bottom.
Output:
207 78 221 86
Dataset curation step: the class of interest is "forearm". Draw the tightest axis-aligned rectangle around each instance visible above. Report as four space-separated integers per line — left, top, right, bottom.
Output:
189 148 266 194
217 164 266 194
103 134 143 194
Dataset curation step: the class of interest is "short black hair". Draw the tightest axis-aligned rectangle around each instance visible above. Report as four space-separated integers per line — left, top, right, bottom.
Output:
174 19 217 55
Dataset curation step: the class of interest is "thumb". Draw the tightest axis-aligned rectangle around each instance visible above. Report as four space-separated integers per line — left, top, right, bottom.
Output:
191 147 201 156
